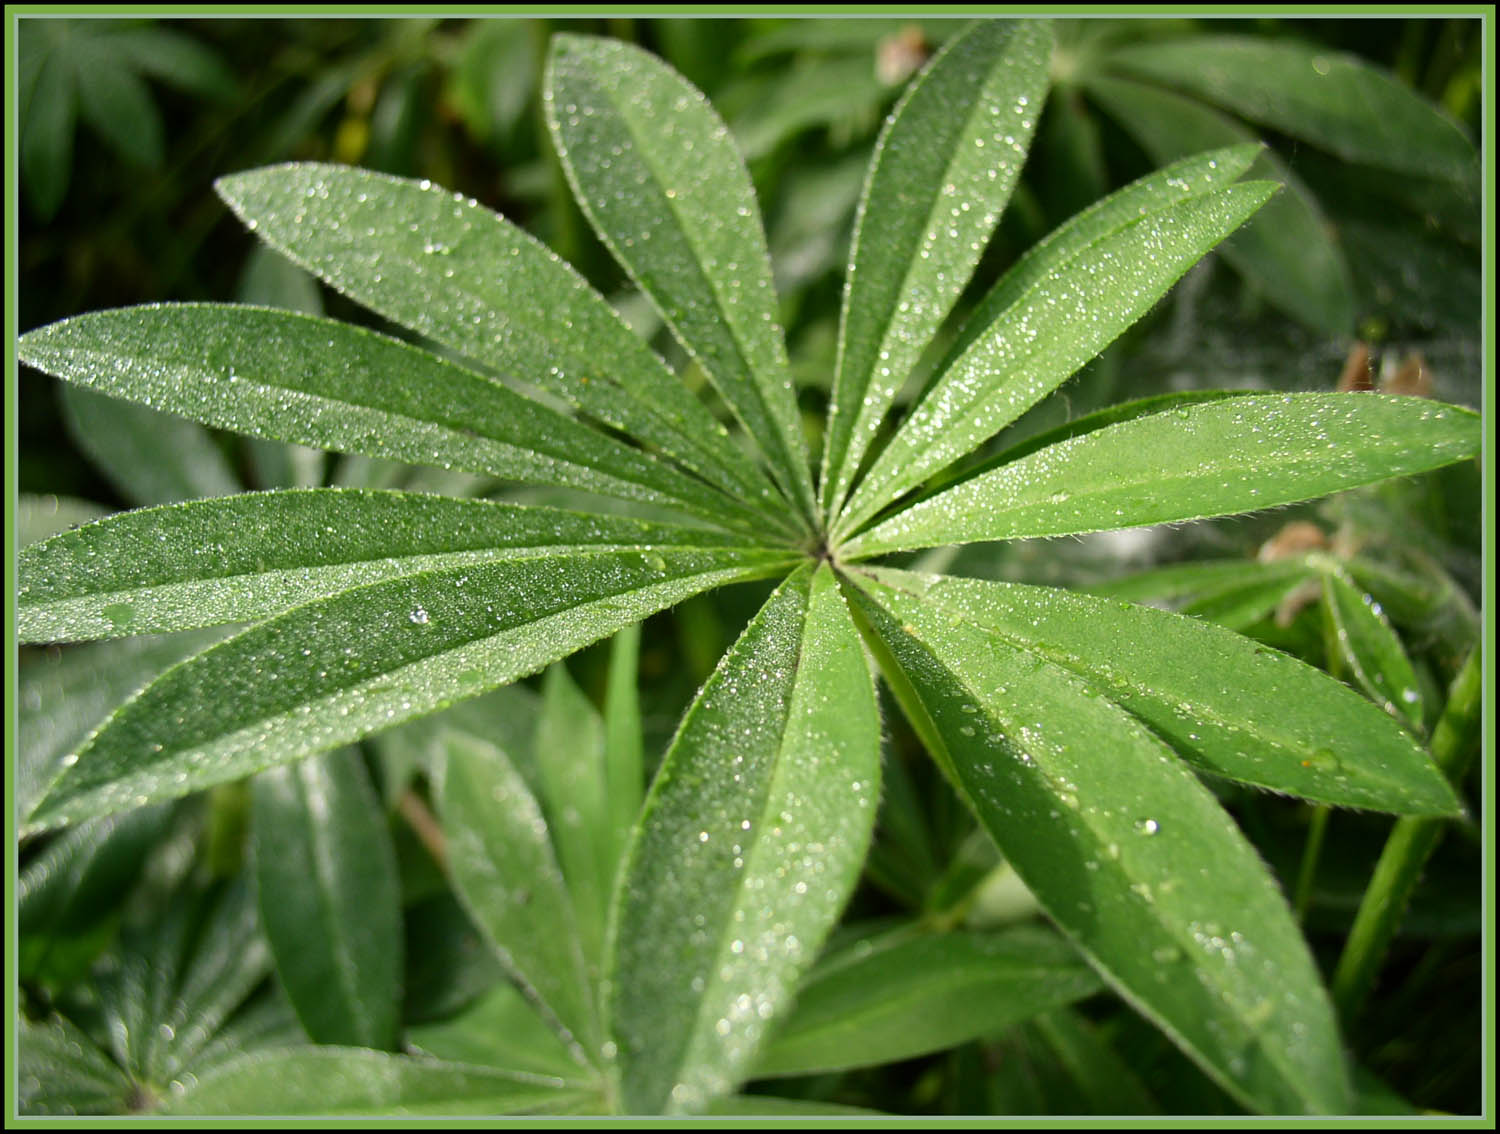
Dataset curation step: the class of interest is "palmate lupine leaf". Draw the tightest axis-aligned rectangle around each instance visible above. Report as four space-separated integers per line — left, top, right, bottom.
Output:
819 19 1053 517
847 394 1481 556
18 1015 136 1116
845 573 1351 1115
23 548 795 835
752 924 1103 1077
609 566 880 1113
17 305 777 536
855 568 1457 815
545 34 816 529
212 164 781 518
18 489 757 642
834 182 1278 539
250 748 403 1050
406 981 586 1082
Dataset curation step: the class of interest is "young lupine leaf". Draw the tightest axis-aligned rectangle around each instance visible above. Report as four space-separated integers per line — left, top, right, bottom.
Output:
250 747 403 1050
59 386 240 508
610 566 880 1114
1105 36 1477 184
24 548 795 835
835 182 1277 538
847 394 1481 556
534 663 613 971
603 623 646 865
161 1048 592 1116
213 164 779 516
846 576 1352 1115
407 981 589 1082
439 731 599 1066
820 19 1054 516
1319 567 1425 730
926 145 1259 436
1081 75 1355 337
97 879 272 1088
752 925 1102 1076
18 1015 135 1116
19 305 772 535
18 489 756 643
545 34 816 528
858 568 1458 816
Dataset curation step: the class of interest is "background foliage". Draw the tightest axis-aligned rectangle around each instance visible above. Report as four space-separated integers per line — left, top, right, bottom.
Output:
16 14 1483 1118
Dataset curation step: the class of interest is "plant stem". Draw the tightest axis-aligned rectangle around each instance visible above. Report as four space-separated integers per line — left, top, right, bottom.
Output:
1330 645 1481 1024
1293 805 1330 923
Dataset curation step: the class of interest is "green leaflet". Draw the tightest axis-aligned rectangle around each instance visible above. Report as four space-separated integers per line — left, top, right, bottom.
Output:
19 305 773 535
213 163 777 513
534 663 614 972
19 488 755 642
753 925 1102 1076
161 1048 590 1116
1319 566 1425 731
59 386 240 508
836 182 1277 538
930 148 1261 417
860 567 1458 816
848 394 1481 556
439 731 600 1067
1105 36 1477 184
820 19 1054 516
545 34 816 529
24 548 795 834
1081 74 1355 337
18 1015 135 1116
609 565 880 1114
250 748 403 1050
846 574 1351 1115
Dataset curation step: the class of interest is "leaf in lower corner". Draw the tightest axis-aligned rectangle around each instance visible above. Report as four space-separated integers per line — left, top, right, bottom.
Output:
609 565 881 1113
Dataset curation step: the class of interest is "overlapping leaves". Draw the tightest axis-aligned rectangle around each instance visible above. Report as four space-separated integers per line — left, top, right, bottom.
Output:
17 17 1480 1118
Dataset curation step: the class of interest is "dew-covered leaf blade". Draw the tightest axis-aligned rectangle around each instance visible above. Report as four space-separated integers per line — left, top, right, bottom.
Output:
18 488 759 643
24 547 795 834
821 19 1053 514
213 163 775 511
849 394 1480 556
610 565 881 1113
545 34 815 525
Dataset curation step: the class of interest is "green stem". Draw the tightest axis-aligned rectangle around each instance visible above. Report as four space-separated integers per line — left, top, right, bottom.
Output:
1293 805 1330 923
1330 646 1481 1024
